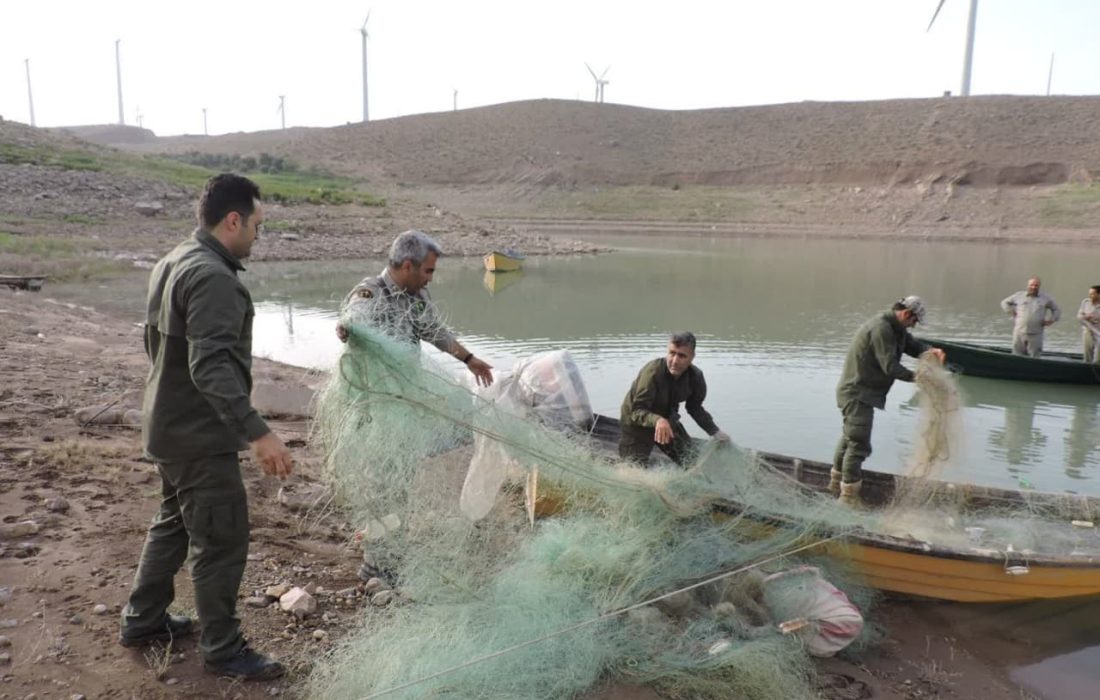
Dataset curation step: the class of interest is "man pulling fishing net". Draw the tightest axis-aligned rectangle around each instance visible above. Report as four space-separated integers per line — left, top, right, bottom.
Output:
832 296 946 506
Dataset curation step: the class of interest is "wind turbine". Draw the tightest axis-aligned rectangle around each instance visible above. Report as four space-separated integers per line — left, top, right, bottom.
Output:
360 11 370 122
24 59 35 127
927 0 979 97
277 95 286 130
1046 52 1055 96
453 88 458 112
585 63 610 103
115 39 125 125
135 106 143 129
202 107 208 136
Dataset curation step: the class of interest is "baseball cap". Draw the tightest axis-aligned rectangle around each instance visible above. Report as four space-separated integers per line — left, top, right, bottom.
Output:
900 295 927 323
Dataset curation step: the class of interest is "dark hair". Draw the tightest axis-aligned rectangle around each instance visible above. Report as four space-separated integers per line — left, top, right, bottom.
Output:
891 301 906 312
197 173 261 228
1091 286 1100 294
669 331 697 351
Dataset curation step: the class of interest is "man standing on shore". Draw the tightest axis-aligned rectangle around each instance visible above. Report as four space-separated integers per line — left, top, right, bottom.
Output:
832 297 945 506
336 229 493 581
1001 277 1061 358
119 174 293 681
1076 285 1100 363
619 332 729 466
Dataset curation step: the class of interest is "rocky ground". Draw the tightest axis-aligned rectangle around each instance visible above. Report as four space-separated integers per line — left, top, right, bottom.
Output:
0 289 1044 700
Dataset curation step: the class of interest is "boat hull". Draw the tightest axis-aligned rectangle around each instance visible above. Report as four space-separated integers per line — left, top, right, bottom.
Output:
919 337 1100 384
484 252 523 272
585 414 1100 602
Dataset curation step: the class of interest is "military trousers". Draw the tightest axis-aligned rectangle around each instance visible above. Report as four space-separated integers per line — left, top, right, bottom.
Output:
121 453 249 663
1084 330 1100 364
833 399 875 484
1012 330 1043 358
619 422 696 467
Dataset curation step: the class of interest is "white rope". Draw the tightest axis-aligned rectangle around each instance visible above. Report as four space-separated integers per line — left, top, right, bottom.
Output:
359 530 852 700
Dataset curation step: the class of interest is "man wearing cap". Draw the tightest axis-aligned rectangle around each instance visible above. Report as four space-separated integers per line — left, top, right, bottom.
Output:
831 297 946 506
1001 277 1060 358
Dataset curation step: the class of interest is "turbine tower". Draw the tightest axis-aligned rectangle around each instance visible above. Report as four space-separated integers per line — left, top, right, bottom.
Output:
927 0 979 97
115 39 125 125
202 107 208 136
453 88 458 112
25 59 35 127
135 106 143 128
360 11 370 122
277 95 286 130
585 63 611 103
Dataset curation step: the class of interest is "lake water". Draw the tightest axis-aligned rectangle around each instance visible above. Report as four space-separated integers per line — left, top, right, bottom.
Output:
238 234 1100 497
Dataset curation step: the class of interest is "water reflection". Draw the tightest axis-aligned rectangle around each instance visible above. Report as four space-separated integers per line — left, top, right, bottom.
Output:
483 269 525 295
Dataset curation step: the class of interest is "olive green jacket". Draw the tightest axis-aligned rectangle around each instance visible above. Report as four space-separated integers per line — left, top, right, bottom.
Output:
620 358 720 435
141 229 269 461
836 311 927 410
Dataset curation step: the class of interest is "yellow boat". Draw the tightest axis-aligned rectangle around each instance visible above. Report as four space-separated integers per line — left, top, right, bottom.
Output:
483 250 525 272
586 415 1100 603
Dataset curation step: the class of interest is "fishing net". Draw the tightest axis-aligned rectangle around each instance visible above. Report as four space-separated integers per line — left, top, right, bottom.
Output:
305 302 1099 700
880 352 1100 562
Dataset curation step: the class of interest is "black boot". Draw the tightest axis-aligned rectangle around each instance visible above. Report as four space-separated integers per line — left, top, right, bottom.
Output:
119 614 194 648
204 646 285 681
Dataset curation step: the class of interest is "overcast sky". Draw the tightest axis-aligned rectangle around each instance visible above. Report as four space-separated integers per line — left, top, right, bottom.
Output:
2 0 1098 136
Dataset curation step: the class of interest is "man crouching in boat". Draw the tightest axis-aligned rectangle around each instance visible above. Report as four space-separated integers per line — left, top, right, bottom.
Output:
619 332 730 466
832 297 946 506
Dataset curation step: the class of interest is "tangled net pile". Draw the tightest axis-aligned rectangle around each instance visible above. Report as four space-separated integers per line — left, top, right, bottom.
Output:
305 310 1100 699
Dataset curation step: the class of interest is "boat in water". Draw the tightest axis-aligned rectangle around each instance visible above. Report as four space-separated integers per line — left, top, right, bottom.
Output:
585 414 1100 603
918 337 1100 385
483 249 525 272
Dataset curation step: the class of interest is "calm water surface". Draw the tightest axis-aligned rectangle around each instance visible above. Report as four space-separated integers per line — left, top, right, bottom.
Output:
237 234 1100 497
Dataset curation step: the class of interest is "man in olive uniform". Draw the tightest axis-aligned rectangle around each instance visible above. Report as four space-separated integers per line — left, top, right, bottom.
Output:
1001 277 1061 358
832 296 945 506
119 174 293 681
619 332 730 466
336 229 494 387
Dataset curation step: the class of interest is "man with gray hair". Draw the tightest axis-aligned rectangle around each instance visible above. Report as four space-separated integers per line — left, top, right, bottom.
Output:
336 229 493 386
619 331 729 467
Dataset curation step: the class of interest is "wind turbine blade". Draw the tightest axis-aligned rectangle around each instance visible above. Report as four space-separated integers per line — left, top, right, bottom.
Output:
362 10 370 30
600 66 611 78
585 62 598 80
927 0 947 32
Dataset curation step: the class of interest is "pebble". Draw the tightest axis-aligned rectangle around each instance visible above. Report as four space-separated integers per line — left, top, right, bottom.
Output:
363 578 387 595
71 695 87 700
69 615 83 625
244 596 271 609
0 621 17 629
371 590 394 607
30 612 42 619
265 584 291 599
0 522 39 540
0 636 10 647
164 677 178 686
45 498 70 513
0 654 9 664
269 688 282 697
91 604 108 615
312 629 327 641
279 588 317 617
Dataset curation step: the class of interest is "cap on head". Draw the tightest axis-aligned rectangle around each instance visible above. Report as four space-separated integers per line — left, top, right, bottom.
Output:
900 295 926 323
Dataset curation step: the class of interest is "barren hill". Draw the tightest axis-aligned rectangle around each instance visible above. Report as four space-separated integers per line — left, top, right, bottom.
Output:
127 96 1100 189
